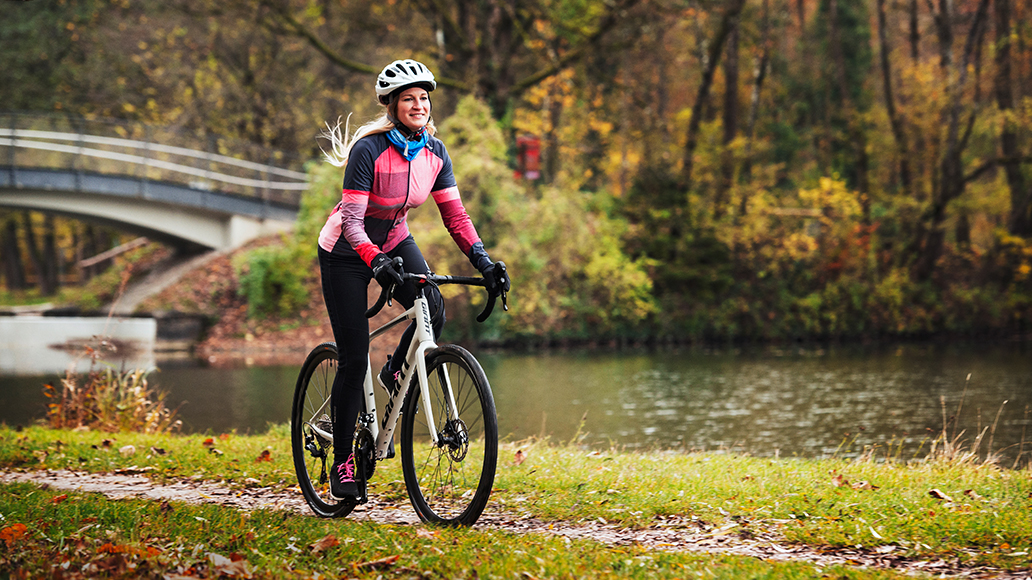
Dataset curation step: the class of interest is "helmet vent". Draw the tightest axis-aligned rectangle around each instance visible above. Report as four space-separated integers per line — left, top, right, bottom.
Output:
375 59 437 100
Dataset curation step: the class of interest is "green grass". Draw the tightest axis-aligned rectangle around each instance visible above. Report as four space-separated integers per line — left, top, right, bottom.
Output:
0 482 913 579
2 425 1031 576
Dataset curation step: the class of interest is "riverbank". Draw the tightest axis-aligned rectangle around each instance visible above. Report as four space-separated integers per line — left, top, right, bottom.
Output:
2 426 1030 578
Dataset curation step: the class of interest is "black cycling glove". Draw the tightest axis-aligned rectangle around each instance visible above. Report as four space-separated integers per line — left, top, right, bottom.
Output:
468 242 510 295
481 261 510 296
370 253 403 289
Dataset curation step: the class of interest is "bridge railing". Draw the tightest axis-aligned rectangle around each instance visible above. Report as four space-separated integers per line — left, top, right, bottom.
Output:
0 112 309 208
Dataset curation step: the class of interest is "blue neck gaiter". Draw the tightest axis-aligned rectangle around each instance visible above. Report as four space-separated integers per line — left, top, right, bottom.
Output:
386 127 428 161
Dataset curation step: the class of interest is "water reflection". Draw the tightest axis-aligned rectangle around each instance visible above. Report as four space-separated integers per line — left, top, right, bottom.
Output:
2 342 1029 464
0 316 155 375
484 343 1032 463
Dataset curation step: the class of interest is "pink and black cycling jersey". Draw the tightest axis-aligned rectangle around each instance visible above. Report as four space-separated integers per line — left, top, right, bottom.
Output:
318 132 481 266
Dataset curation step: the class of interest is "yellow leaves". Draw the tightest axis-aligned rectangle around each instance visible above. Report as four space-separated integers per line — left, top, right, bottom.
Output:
797 176 863 222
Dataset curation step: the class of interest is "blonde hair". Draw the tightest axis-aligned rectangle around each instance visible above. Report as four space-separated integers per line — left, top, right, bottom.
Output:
320 99 438 168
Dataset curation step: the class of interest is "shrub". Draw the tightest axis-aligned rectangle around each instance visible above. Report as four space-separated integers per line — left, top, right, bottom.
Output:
233 239 311 319
43 351 180 434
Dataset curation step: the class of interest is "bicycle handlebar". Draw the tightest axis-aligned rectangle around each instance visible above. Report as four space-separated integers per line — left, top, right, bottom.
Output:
365 257 509 322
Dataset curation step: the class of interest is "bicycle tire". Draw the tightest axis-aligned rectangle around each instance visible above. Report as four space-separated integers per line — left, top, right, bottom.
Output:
291 342 357 518
400 344 498 526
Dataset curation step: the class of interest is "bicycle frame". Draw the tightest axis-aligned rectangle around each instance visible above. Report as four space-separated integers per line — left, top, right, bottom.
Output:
300 289 468 460
293 261 505 524
359 289 457 460
304 264 505 465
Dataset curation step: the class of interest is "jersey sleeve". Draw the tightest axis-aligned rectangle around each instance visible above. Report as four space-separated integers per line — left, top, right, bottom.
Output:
339 138 383 266
430 142 482 256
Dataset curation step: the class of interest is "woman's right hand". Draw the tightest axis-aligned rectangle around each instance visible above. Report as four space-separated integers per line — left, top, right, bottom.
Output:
371 253 403 289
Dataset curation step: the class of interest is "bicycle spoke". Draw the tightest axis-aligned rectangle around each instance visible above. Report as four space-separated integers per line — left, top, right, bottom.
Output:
401 345 497 526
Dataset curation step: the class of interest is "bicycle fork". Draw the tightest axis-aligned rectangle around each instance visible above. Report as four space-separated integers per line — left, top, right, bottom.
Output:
364 293 459 461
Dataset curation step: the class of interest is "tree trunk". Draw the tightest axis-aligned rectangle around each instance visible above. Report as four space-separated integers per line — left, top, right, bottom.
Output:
1 216 27 291
42 213 60 293
741 0 771 195
877 0 913 196
544 90 563 184
22 211 55 296
909 0 920 61
994 0 1032 236
828 0 870 219
714 23 740 220
680 0 747 191
914 0 991 280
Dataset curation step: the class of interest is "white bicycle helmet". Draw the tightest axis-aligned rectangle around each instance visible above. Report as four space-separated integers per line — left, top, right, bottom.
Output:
376 59 437 105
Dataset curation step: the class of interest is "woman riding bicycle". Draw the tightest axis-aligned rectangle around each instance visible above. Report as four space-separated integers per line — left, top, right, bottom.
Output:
317 58 510 501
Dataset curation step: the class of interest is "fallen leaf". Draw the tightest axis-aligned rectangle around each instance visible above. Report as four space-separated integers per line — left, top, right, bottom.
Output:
356 555 401 570
416 528 438 540
929 488 954 502
150 446 167 456
963 489 983 501
514 449 526 465
852 480 879 491
101 439 113 449
255 450 272 463
202 438 215 448
219 433 231 441
309 534 339 554
0 523 28 548
209 552 254 578
831 474 849 487
119 445 136 457
51 494 69 504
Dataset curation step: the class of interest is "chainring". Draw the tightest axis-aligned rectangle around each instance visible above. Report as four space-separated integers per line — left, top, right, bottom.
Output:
354 427 376 482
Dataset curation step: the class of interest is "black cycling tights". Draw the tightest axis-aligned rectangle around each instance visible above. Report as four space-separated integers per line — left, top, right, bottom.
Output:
318 237 445 463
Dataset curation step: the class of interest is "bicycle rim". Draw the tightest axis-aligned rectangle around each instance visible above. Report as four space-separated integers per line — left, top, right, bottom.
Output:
400 344 498 526
291 342 355 518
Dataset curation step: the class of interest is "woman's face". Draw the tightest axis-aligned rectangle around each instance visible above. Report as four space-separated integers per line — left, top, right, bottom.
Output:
395 87 431 132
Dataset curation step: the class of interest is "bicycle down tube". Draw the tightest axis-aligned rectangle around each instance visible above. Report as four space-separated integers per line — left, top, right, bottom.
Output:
365 290 440 459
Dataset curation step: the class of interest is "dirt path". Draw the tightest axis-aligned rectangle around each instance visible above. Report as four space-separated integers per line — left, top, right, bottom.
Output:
2 469 1028 579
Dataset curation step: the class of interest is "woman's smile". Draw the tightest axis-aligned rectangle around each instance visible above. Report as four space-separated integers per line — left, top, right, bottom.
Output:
396 87 431 132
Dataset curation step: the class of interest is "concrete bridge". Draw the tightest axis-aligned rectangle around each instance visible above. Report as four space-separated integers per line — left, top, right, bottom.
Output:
0 113 307 251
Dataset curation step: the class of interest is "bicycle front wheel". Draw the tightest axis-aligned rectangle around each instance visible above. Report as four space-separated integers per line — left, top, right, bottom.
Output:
400 344 498 526
291 342 356 518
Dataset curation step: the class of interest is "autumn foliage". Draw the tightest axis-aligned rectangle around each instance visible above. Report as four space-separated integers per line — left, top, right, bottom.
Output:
3 0 1032 342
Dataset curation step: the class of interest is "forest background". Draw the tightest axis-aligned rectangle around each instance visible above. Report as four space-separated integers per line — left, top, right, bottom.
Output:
2 0 1032 345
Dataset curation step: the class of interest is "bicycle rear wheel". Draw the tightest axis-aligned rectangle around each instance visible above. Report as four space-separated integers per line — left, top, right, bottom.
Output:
400 344 498 526
291 342 356 518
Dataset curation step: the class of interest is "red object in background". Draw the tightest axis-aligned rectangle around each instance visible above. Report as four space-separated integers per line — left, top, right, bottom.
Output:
516 135 541 180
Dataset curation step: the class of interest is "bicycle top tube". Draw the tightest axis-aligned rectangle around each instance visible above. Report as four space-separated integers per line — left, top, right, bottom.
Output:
365 257 507 322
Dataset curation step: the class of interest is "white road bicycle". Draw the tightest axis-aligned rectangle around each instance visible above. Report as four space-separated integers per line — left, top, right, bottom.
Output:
291 258 507 526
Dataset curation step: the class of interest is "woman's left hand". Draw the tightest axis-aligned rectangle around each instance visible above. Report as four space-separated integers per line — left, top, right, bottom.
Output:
481 261 510 295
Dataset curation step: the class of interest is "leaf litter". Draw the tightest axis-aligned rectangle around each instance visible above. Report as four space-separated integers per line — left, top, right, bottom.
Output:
1 468 1028 579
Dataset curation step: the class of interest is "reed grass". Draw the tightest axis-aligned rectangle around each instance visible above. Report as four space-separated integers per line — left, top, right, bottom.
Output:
42 355 181 435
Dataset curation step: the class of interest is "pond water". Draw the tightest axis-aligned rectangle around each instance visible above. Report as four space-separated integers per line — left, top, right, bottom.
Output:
3 332 1030 465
